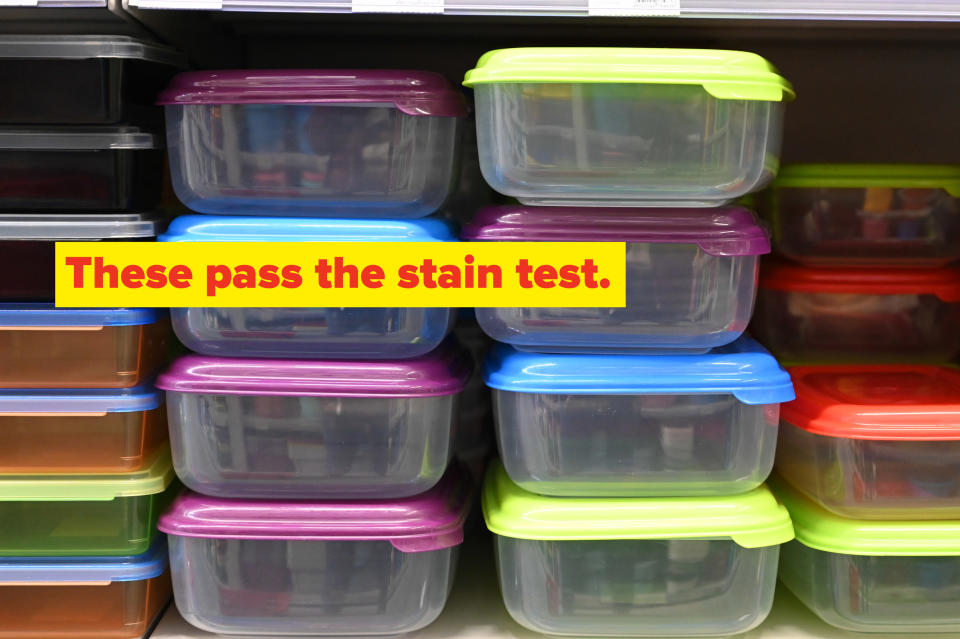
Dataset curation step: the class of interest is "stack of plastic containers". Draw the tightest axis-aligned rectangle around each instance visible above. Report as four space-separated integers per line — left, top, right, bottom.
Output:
463 48 799 637
154 69 476 637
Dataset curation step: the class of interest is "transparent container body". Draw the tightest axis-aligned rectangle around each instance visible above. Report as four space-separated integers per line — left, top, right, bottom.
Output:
0 573 171 639
474 83 783 207
477 245 758 353
752 289 960 363
165 103 461 216
493 390 778 497
169 536 456 636
167 391 456 499
171 307 454 360
780 540 960 633
495 536 778 637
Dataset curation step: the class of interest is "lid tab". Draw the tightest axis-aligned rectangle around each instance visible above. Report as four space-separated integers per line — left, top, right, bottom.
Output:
760 261 960 302
159 215 456 243
0 384 161 413
0 539 167 582
0 213 161 241
0 304 162 328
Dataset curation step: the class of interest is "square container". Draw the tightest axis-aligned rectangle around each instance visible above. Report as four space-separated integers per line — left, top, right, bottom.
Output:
0 541 171 639
463 48 793 207
483 461 793 637
157 343 470 499
0 305 170 389
753 261 960 363
464 206 770 353
0 449 174 556
0 36 185 125
775 477 960 634
159 70 467 216
160 215 457 359
483 336 794 497
0 127 163 211
158 466 470 636
758 164 960 266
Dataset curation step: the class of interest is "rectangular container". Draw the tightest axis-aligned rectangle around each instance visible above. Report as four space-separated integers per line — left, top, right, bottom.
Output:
0 36 185 125
775 477 960 633
0 305 169 389
483 461 793 637
0 542 171 639
160 215 457 359
159 467 470 636
483 337 794 497
0 127 163 211
753 261 960 363
157 343 470 499
464 206 769 353
758 164 960 266
158 70 467 216
463 48 792 207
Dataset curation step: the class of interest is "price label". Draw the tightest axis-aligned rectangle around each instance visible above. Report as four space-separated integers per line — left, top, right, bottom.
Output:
131 0 222 7
588 0 680 16
352 0 443 13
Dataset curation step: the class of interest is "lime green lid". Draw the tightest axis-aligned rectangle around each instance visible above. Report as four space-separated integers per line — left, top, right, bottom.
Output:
773 164 960 197
463 48 795 102
772 475 960 556
0 448 174 501
482 461 794 548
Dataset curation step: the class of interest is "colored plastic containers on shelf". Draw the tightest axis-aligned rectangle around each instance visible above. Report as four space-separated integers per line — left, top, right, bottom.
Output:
159 70 467 216
464 48 793 207
463 205 770 353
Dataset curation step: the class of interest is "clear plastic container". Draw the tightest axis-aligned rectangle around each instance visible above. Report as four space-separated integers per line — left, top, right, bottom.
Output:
484 337 794 497
158 70 467 216
464 48 793 207
464 206 769 353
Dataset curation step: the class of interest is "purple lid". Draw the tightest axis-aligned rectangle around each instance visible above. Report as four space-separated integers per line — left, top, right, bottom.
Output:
155 341 471 398
157 69 468 118
158 464 471 552
461 205 771 257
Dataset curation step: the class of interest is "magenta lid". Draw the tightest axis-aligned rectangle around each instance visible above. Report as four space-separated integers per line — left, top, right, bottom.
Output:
157 69 468 117
461 205 770 257
158 465 470 552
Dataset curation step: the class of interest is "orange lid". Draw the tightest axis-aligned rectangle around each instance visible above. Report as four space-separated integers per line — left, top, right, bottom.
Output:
759 261 960 302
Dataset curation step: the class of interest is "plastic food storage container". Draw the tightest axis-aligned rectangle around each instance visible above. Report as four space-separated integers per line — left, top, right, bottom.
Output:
159 466 470 636
775 477 960 634
463 48 793 207
0 305 169 389
483 336 794 497
157 343 470 499
159 70 467 216
758 164 960 266
0 541 171 639
160 215 457 359
0 213 161 300
0 36 185 125
753 261 960 363
483 461 793 637
0 449 174 556
464 205 769 352
0 127 163 211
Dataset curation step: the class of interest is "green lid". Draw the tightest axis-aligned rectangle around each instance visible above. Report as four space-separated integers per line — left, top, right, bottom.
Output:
0 448 174 501
773 164 960 197
482 461 794 548
463 48 795 102
772 475 960 556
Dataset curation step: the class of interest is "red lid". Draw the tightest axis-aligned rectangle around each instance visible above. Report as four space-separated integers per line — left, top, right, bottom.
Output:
760 261 960 302
782 365 960 440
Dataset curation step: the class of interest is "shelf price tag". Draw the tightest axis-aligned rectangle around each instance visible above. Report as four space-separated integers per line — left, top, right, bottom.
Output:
588 0 680 16
352 0 443 13
0 0 40 6
131 0 223 8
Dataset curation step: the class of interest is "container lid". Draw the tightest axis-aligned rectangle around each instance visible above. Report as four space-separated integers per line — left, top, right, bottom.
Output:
463 48 795 102
0 304 162 327
0 126 158 150
0 448 174 500
159 215 456 243
772 476 960 556
0 383 161 413
483 336 794 405
0 539 167 583
483 461 793 548
157 69 468 117
0 213 161 240
759 261 960 302
156 341 471 398
773 164 960 197
159 465 471 553
0 35 185 66
462 205 770 257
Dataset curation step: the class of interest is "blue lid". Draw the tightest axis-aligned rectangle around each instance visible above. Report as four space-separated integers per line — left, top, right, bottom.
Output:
0 303 161 327
0 539 166 582
0 383 161 413
483 336 795 405
159 215 457 242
